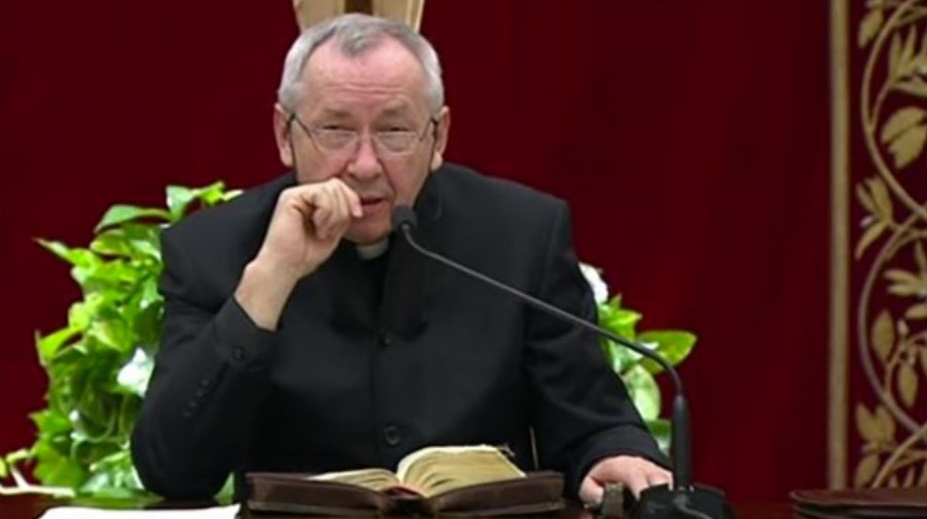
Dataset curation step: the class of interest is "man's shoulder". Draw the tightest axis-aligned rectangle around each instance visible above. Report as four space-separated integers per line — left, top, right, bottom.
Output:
437 163 565 215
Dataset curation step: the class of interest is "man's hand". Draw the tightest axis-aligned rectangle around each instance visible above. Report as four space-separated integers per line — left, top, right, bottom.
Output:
235 178 362 330
579 455 672 504
258 178 363 278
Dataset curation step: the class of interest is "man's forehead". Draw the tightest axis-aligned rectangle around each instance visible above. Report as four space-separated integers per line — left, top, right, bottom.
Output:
305 38 425 88
312 103 418 119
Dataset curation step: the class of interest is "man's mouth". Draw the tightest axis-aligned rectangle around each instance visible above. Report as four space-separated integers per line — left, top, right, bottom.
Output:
359 197 386 213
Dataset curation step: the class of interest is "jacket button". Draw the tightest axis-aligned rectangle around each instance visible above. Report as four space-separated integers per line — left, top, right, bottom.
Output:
383 425 401 446
378 331 393 347
199 378 210 388
232 347 245 361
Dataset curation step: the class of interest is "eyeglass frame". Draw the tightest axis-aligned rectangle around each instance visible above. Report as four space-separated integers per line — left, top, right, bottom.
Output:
287 112 439 158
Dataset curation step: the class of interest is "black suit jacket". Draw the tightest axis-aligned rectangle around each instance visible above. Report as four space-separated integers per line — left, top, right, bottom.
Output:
131 163 665 500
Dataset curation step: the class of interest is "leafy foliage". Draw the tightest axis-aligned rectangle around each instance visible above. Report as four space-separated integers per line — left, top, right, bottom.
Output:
584 267 697 452
0 182 238 497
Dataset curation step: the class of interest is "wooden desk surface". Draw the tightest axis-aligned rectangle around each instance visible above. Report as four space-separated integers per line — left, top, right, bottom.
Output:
0 494 795 519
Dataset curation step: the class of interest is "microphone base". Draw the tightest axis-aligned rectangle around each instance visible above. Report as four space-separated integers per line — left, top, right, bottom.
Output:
628 484 733 519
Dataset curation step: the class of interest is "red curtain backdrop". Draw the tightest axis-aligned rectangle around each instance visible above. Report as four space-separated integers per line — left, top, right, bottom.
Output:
0 0 830 500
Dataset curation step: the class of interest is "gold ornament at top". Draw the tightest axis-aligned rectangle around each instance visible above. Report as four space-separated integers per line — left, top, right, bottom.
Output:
292 0 425 32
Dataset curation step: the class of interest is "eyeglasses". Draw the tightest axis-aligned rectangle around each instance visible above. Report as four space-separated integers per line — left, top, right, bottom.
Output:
288 114 438 158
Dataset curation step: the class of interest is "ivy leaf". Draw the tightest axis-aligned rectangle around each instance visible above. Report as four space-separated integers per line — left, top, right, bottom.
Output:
33 440 87 487
599 298 641 340
94 206 171 233
166 182 229 219
37 240 97 268
36 327 80 366
637 330 697 374
645 418 671 454
30 409 72 436
623 365 661 421
607 339 638 373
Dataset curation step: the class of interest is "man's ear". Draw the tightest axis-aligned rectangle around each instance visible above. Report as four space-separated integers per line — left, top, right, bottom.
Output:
430 106 451 171
273 103 294 168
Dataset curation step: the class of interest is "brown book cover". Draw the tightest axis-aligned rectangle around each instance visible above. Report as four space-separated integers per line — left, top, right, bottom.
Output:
244 471 565 517
790 487 927 518
243 445 565 517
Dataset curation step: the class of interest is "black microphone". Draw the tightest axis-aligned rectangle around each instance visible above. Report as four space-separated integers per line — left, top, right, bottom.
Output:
391 206 731 519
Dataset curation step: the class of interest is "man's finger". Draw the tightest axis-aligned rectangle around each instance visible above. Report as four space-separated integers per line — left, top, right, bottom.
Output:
646 468 672 488
338 182 363 218
624 471 649 498
578 477 603 505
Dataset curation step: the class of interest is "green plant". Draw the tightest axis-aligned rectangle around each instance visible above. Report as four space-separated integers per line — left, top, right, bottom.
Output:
0 184 693 497
0 182 239 498
579 264 696 452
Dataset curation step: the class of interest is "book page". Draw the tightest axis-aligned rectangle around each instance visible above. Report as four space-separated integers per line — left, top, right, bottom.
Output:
308 467 400 492
396 445 525 498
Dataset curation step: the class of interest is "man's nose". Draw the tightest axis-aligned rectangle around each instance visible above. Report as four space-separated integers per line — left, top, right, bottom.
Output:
347 134 382 179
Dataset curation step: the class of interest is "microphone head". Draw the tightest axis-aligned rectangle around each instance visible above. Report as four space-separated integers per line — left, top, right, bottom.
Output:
391 205 418 233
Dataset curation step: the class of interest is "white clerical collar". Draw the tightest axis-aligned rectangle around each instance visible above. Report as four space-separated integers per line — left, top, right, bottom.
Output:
356 238 389 260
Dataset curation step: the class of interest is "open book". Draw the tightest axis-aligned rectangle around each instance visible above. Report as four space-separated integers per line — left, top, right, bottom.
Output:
245 445 564 516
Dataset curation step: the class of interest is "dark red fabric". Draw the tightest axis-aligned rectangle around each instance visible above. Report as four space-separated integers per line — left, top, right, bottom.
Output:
0 0 830 500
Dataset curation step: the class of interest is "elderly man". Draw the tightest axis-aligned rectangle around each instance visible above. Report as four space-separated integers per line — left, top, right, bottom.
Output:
131 13 670 504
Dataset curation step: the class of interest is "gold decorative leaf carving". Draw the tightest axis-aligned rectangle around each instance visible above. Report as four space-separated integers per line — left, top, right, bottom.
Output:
879 107 925 144
884 268 927 296
906 302 927 319
888 123 926 168
879 107 927 169
855 453 880 487
856 221 888 259
856 403 896 443
848 0 926 490
871 310 896 364
856 182 878 213
868 177 893 221
859 8 884 48
894 78 927 97
898 363 919 408
888 28 920 79
877 405 896 442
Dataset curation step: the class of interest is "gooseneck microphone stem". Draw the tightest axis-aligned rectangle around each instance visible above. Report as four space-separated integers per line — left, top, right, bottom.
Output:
394 218 692 492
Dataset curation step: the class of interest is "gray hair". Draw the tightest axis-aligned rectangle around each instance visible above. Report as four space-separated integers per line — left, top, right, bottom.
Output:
277 13 444 112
